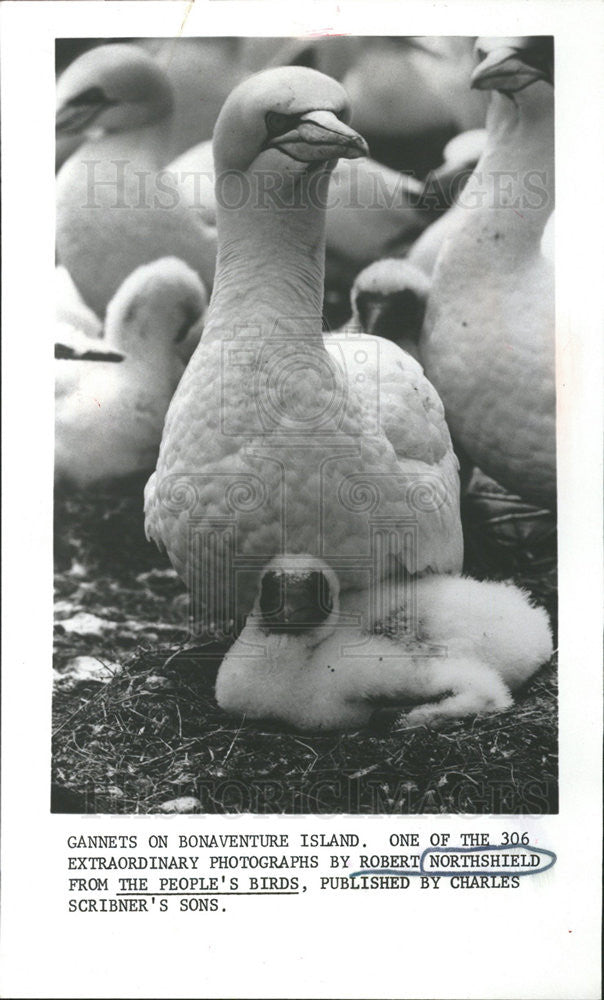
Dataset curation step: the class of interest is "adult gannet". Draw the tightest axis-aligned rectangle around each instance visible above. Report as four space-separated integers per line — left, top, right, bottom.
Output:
144 68 463 636
55 258 207 487
419 37 555 508
215 554 553 731
56 44 217 318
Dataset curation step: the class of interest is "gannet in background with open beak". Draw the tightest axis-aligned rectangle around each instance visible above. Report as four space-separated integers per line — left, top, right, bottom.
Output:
56 44 217 319
419 37 555 508
144 67 463 635
215 554 553 731
55 258 207 488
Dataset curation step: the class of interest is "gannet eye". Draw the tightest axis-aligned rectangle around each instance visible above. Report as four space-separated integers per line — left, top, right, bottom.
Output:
265 110 301 138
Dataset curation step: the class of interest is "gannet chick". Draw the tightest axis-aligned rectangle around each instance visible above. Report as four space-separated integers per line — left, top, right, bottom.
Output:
145 67 463 637
56 44 217 318
215 554 554 731
349 258 431 360
420 37 555 507
55 258 207 487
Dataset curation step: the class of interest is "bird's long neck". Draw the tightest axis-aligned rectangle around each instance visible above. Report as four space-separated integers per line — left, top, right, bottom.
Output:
487 88 553 155
481 86 554 237
202 169 330 344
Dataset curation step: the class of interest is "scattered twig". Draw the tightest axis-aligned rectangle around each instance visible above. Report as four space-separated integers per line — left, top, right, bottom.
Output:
222 716 247 766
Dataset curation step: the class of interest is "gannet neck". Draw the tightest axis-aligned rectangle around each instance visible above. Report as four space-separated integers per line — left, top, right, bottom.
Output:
203 170 330 344
487 85 553 142
476 87 554 244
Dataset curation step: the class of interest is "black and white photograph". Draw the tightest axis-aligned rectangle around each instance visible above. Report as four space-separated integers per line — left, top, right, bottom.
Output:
1 3 602 999
52 32 558 816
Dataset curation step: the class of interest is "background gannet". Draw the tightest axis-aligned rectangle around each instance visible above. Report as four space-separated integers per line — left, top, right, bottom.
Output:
55 258 207 487
56 44 217 318
419 37 555 508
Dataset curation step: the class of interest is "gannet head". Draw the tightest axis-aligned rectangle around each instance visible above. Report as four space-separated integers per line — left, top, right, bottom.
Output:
104 257 207 356
254 554 340 639
56 43 173 145
471 37 554 94
212 66 368 177
351 259 430 357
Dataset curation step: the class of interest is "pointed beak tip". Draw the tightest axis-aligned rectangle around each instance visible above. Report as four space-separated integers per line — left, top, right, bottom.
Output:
352 134 370 159
287 113 370 163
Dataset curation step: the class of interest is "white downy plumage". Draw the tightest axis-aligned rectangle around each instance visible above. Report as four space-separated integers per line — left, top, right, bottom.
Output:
56 44 217 318
55 258 207 487
215 554 553 731
144 68 463 634
420 37 555 507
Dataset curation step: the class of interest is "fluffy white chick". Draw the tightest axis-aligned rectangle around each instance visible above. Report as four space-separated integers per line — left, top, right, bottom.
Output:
216 554 553 731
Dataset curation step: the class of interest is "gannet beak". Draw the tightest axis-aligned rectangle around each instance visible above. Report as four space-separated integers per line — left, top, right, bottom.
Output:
471 47 548 93
56 103 98 135
56 90 115 135
353 292 385 336
268 110 369 162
